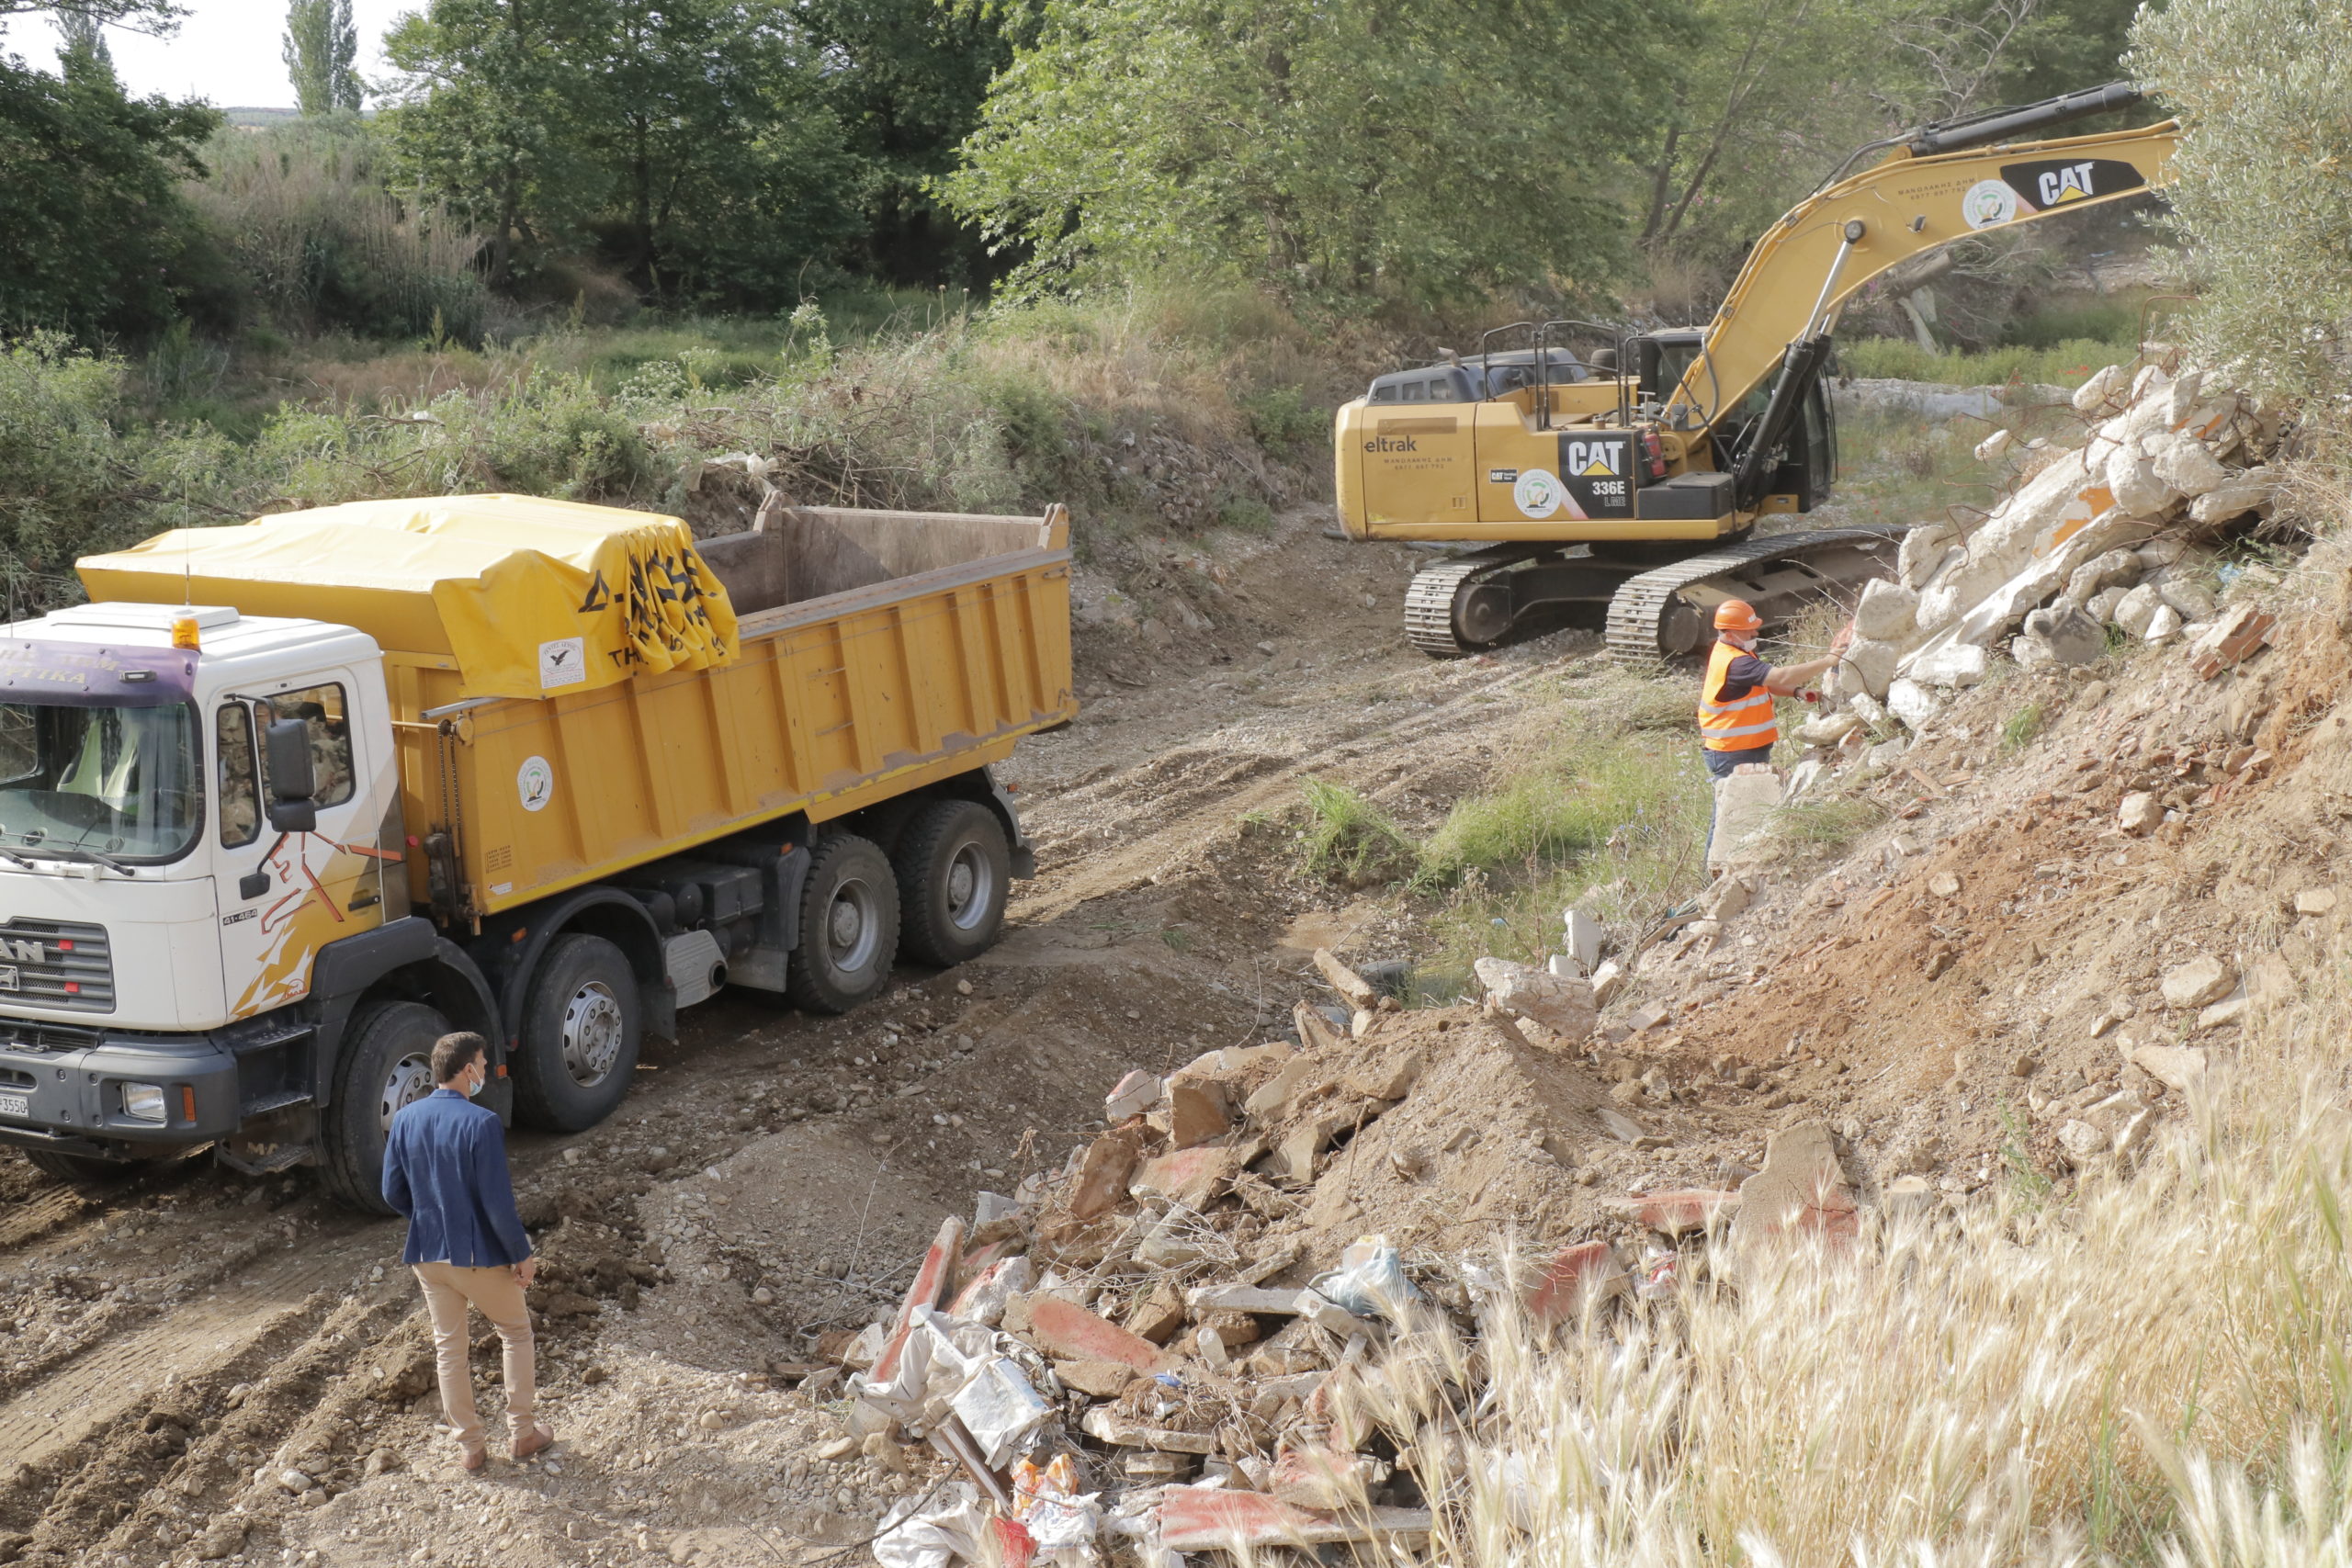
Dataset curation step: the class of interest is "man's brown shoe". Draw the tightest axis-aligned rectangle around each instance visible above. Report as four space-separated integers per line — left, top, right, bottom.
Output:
513 1424 556 1461
459 1447 488 1474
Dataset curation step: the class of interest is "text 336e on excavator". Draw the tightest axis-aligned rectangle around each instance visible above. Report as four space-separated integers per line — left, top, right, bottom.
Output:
1332 81 2181 660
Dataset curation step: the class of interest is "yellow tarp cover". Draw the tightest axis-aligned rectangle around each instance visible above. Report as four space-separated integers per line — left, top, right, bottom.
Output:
78 494 739 701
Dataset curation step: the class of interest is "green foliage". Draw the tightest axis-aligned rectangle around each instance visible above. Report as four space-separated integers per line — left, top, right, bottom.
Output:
1236 386 1323 455
945 0 1679 305
1835 335 2123 386
2003 699 2048 751
1299 780 1413 886
2130 0 2352 397
284 0 363 116
0 334 151 598
185 120 485 342
1417 736 1697 889
0 50 220 339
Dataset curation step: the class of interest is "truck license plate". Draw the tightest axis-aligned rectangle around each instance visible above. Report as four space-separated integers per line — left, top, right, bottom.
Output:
0 1092 28 1121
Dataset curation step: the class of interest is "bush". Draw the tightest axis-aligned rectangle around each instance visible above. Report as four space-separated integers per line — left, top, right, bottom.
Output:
2130 0 2352 395
0 335 150 603
1298 780 1413 887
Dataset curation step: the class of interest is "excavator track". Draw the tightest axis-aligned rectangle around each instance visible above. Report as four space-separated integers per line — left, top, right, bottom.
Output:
1403 550 1530 658
1602 525 1907 666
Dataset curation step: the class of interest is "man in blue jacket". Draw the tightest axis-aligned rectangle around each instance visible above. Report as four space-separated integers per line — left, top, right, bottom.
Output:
383 1032 553 1472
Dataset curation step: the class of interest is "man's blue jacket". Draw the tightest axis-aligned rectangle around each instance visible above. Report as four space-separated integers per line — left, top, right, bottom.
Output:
381 1088 533 1268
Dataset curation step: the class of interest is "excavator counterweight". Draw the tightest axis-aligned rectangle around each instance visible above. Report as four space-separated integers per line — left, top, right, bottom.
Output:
1332 83 2180 660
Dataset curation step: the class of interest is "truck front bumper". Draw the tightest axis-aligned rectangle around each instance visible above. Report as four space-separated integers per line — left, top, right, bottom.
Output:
0 1026 250 1157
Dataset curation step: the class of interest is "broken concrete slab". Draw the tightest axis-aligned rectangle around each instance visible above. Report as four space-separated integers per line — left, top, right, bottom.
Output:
1103 1069 1161 1122
1123 1280 1187 1345
1609 1188 1741 1237
1158 1489 1432 1551
1023 1296 1169 1372
1053 1359 1146 1398
2129 1043 2210 1093
1312 948 1379 1010
1132 1142 1255 1209
1167 1077 1232 1150
1187 1284 1315 1315
1245 1055 1321 1122
868 1215 964 1385
1343 1047 1424 1102
1562 907 1604 973
1293 998 1346 1055
1521 1239 1628 1325
1080 1407 1218 1453
1068 1130 1143 1222
1736 1122 1859 1248
1473 956 1598 1038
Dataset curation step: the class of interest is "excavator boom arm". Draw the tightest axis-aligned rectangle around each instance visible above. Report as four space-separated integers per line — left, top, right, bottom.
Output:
1671 111 2179 424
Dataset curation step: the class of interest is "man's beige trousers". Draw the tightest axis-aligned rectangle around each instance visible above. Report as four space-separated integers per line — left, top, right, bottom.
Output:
413 1261 536 1454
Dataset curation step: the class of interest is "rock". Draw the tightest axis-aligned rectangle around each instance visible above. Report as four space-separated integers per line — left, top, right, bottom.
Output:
2072 363 2127 412
2296 888 2338 917
2058 1119 2109 1166
818 1435 859 1461
1798 710 1863 746
1055 1359 1147 1398
2161 956 2235 1010
1842 637 1901 699
1081 1408 1219 1453
1885 678 1941 729
1473 956 1597 1037
2064 548 2142 605
1125 1280 1188 1345
1590 958 1624 1007
1702 875 1752 921
1974 428 2014 462
1270 1445 1387 1511
1853 579 1921 642
2154 433 2230 497
1267 1111 1351 1185
1104 1070 1162 1121
2144 604 2183 644
277 1468 313 1494
2199 990 2249 1030
1546 952 1587 981
1068 1131 1142 1220
1928 872 1961 897
1244 1055 1319 1122
2188 465 2277 525
2077 679 2110 706
2113 583 2164 638
2086 586 2131 626
2105 446 2177 515
1344 1047 1424 1102
2118 792 2162 835
2018 604 2105 667
1907 641 1986 689
2154 571 2219 623
2131 1043 2211 1092
1736 1122 1859 1248
1521 1240 1629 1325
194 1523 248 1562
1132 1144 1251 1208
1166 1078 1231 1150
1627 1002 1670 1032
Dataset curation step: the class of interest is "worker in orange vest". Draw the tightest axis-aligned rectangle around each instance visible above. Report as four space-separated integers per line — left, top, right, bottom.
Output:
1697 599 1849 780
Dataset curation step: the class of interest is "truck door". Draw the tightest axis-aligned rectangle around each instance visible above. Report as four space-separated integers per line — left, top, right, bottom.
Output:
214 678 391 1021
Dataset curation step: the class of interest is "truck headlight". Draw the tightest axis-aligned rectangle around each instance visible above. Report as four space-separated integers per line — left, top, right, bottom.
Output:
121 1082 167 1122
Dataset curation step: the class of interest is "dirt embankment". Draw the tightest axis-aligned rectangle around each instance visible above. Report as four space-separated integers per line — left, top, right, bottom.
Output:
6 491 2338 1568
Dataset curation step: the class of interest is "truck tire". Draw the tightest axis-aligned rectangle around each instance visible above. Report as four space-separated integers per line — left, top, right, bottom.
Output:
892 801 1011 968
787 834 899 1014
320 998 451 1214
514 934 641 1133
23 1147 146 1192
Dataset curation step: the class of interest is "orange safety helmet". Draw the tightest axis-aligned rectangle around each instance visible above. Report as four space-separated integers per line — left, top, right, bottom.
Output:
1713 598 1763 632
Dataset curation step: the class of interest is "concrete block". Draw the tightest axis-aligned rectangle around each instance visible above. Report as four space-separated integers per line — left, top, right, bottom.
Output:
1025 1296 1168 1371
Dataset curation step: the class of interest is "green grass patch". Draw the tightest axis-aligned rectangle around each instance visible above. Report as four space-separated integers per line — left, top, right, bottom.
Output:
1767 796 1887 849
2003 700 2049 752
1836 335 2132 389
1298 779 1415 888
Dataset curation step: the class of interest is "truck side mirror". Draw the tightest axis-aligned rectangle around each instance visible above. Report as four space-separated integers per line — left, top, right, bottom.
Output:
264 717 318 833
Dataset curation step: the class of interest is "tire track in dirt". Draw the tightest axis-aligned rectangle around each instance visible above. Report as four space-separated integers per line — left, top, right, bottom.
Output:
0 1224 382 1471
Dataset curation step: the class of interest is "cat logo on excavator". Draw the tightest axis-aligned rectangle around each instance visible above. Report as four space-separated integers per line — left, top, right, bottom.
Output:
1565 441 1621 479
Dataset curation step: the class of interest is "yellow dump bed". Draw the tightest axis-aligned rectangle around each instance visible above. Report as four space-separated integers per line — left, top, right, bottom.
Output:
83 496 1074 919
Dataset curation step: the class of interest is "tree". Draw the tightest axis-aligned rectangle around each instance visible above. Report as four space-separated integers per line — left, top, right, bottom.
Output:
2129 0 2352 395
284 0 362 116
0 49 220 338
54 12 115 76
945 0 1682 305
385 0 862 306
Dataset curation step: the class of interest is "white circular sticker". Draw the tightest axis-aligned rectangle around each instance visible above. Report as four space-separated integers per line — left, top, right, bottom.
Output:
1962 178 2019 230
517 756 553 813
1513 468 1565 519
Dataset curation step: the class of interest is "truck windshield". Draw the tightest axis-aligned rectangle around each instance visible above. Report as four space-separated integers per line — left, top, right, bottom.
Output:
0 701 201 863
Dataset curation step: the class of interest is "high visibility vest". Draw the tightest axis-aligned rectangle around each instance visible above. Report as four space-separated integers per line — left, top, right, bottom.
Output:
1697 638 1778 752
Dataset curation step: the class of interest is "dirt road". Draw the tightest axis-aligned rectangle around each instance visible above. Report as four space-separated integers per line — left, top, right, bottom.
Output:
0 514 1601 1568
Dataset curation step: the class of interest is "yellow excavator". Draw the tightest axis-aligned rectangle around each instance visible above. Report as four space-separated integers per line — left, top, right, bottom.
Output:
1333 81 2180 660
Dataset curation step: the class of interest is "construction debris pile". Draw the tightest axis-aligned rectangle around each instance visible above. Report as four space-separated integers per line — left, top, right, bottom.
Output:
827 947 1859 1568
1798 356 2286 784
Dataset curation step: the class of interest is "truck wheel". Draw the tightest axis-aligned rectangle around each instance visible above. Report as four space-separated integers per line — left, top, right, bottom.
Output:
893 801 1011 968
23 1147 146 1192
787 834 899 1014
320 998 451 1214
514 934 641 1133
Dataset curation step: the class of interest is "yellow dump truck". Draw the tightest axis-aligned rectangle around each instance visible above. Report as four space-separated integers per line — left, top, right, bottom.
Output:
0 494 1073 1207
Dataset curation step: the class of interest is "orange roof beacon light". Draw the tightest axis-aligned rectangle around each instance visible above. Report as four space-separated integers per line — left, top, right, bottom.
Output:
169 612 201 651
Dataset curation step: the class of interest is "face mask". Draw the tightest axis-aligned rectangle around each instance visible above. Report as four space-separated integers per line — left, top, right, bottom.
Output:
465 1067 485 1100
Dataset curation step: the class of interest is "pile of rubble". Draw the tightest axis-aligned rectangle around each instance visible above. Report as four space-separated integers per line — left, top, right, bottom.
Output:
825 948 1863 1567
1797 355 2287 783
